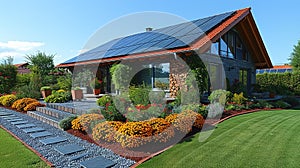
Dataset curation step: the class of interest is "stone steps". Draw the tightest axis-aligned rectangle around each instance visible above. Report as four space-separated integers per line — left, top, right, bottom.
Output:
27 111 61 128
0 109 124 167
36 107 75 120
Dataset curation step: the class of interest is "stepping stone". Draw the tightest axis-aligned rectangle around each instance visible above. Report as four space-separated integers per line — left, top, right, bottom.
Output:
6 118 23 122
16 124 36 129
69 153 89 161
80 156 116 168
39 137 67 145
23 127 45 133
54 144 85 155
2 115 16 119
30 131 53 138
11 121 28 125
0 112 13 116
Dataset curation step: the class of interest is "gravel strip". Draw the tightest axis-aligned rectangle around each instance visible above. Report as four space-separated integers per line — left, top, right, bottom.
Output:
0 107 135 168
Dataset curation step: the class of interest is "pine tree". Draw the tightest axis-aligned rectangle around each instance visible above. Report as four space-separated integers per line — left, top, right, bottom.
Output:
290 40 300 71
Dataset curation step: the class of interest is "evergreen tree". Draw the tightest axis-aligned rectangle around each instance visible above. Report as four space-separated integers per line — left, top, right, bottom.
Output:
290 40 300 71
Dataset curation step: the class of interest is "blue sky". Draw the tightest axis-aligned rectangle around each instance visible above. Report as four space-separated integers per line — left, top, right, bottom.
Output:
1 0 299 65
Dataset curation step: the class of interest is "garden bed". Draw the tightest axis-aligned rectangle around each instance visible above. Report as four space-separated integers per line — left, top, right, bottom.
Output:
66 108 269 162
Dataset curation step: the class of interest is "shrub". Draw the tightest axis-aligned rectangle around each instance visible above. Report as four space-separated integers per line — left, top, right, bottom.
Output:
147 118 174 143
97 95 112 107
92 121 124 142
271 100 291 109
12 98 38 111
71 118 83 131
1 94 17 107
198 105 208 118
254 100 273 109
232 92 248 105
101 104 126 121
59 116 77 131
125 104 164 121
149 89 165 105
282 96 299 107
208 90 231 105
165 114 178 124
16 85 41 99
129 85 150 106
0 96 5 106
73 113 105 132
98 95 127 121
116 121 152 148
24 102 45 111
256 72 300 95
44 91 71 103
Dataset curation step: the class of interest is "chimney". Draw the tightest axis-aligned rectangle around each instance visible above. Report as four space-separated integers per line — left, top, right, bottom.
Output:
146 27 153 32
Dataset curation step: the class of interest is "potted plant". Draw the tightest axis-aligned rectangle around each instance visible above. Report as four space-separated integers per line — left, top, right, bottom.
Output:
40 86 52 99
90 78 102 95
71 87 83 100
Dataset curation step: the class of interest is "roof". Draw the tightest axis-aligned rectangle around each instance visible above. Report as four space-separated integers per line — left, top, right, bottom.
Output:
57 8 272 69
272 65 292 69
14 63 29 68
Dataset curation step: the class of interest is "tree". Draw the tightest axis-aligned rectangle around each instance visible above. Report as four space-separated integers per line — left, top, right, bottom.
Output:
290 40 300 71
0 57 17 93
25 51 55 86
25 51 55 76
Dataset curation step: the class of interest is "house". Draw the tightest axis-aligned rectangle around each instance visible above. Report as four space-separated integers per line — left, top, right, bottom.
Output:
14 63 30 74
57 8 272 96
256 64 292 74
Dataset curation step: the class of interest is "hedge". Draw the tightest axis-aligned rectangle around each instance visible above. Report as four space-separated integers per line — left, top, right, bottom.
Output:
256 72 300 95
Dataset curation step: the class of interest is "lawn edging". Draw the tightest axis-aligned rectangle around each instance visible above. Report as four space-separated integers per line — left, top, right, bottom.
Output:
0 125 54 168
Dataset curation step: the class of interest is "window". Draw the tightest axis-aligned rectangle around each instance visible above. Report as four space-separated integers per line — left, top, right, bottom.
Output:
239 69 248 86
210 30 250 61
154 63 170 90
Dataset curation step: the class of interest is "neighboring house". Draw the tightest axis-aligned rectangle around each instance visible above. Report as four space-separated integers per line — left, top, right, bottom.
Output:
57 8 272 96
14 63 30 74
256 65 292 74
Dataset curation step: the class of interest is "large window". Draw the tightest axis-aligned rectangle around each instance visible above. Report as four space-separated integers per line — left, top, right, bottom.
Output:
209 30 250 61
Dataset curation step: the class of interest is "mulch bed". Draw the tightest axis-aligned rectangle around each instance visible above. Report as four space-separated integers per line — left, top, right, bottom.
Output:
66 109 268 162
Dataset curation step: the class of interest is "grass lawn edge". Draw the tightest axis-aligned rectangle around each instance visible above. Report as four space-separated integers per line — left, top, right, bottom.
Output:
0 125 54 168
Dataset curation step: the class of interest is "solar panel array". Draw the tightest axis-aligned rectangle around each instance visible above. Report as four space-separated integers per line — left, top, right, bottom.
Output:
256 68 293 74
63 11 235 64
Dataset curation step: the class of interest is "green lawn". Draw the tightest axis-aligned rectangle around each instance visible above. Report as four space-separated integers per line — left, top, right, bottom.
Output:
140 110 300 168
0 128 49 168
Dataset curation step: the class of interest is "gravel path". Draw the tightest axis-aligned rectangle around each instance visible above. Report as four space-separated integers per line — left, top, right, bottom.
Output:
0 107 135 168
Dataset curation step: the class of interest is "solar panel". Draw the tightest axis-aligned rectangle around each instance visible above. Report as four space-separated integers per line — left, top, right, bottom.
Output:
277 69 286 73
62 10 236 64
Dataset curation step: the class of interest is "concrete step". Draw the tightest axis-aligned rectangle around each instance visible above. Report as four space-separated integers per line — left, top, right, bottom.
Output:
27 111 61 128
36 107 75 120
44 101 99 115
